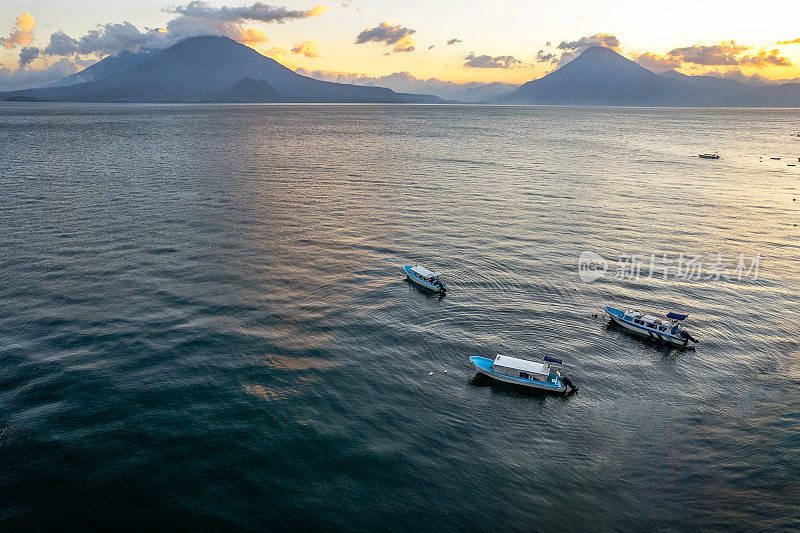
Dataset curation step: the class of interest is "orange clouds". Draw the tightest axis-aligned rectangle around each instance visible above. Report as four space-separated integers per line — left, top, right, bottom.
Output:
307 5 329 17
291 40 321 58
742 49 792 67
666 41 791 67
263 46 288 60
777 38 800 45
237 27 268 45
633 52 682 71
2 13 36 49
393 34 415 53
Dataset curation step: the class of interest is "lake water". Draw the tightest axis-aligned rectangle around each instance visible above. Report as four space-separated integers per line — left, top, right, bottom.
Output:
1 103 799 530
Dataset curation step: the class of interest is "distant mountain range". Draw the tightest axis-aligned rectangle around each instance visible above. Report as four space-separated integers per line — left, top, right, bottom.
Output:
495 46 800 106
3 39 800 106
0 36 443 104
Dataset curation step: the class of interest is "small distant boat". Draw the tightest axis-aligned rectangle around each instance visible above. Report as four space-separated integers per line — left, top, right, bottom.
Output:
470 354 577 393
699 153 720 159
771 157 781 160
404 265 446 293
604 306 698 348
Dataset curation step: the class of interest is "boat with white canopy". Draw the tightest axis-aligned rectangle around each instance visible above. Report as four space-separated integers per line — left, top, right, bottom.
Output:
604 306 698 348
404 265 446 293
469 354 577 394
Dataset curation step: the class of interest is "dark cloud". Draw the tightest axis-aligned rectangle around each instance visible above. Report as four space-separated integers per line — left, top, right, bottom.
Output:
447 38 461 45
667 42 748 66
463 53 522 68
551 33 621 65
535 49 556 63
557 33 620 51
44 30 79 55
355 22 416 52
18 46 39 68
164 1 328 23
37 1 325 60
34 2 327 60
74 22 162 56
667 42 792 67
38 23 174 59
160 2 326 46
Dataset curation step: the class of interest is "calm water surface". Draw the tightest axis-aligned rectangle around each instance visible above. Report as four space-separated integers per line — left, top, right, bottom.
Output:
1 103 799 530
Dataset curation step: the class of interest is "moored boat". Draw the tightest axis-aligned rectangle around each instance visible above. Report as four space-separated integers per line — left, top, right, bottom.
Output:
404 265 446 293
699 152 721 159
470 354 578 394
604 306 698 348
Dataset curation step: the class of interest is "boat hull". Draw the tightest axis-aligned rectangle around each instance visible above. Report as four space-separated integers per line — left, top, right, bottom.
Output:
604 306 689 348
404 265 446 293
469 356 566 393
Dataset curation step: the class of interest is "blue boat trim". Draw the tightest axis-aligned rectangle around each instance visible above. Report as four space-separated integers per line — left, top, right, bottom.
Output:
469 356 565 390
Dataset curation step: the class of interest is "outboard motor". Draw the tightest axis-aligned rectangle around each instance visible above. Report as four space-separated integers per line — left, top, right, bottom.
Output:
680 330 699 343
561 376 578 393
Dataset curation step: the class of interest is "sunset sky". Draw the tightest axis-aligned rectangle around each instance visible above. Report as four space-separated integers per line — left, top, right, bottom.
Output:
3 0 800 88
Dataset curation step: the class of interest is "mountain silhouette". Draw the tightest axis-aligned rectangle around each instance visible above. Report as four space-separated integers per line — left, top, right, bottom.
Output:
5 39 800 106
496 46 800 106
216 77 283 102
501 46 675 105
42 49 154 87
2 36 427 103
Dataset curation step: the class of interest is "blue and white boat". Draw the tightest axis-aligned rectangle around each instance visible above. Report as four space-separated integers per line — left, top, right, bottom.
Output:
404 265 446 293
604 306 698 348
470 354 577 394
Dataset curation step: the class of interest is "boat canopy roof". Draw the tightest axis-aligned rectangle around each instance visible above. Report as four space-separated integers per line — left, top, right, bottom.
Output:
667 312 688 320
494 355 548 376
411 266 441 278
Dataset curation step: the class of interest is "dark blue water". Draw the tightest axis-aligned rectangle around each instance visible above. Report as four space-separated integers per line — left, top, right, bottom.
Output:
1 103 799 530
